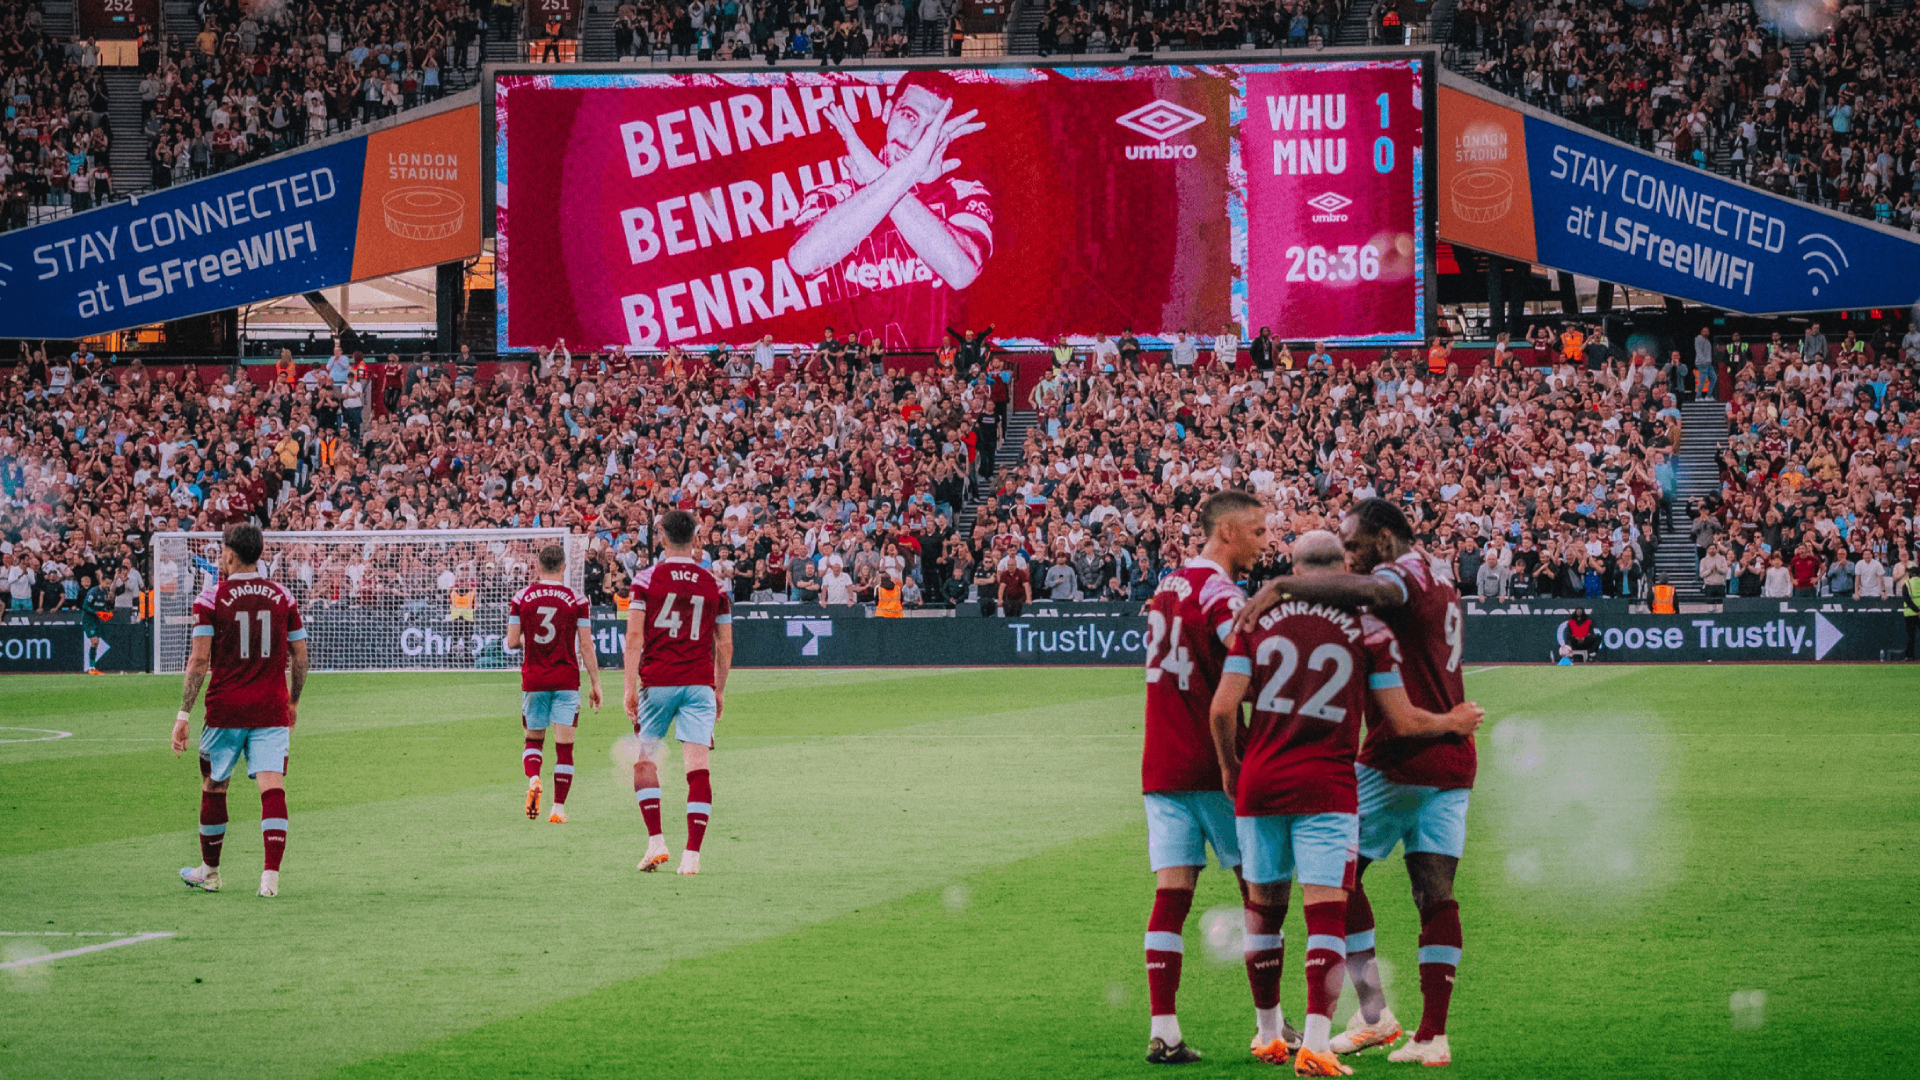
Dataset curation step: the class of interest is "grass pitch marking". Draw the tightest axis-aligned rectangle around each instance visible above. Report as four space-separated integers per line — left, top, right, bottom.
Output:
0 727 73 744
0 932 175 969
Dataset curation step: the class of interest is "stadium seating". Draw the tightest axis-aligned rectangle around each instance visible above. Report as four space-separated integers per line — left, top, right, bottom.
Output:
0 2 119 232
136 0 487 191
4 324 1913 619
1446 0 1920 229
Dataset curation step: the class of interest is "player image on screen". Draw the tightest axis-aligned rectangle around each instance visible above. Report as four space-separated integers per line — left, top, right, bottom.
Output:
788 72 992 294
170 524 310 899
1211 531 1482 1074
1137 490 1266 1066
505 543 601 824
1233 498 1473 1066
623 509 733 877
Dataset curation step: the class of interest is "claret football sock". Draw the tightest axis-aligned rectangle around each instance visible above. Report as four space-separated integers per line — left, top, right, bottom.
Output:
1413 899 1462 1042
199 791 228 868
1145 887 1193 1032
1303 900 1349 1054
636 783 663 837
685 769 712 853
523 737 543 779
260 788 288 873
552 742 574 807
1346 881 1386 1023
1243 899 1288 1040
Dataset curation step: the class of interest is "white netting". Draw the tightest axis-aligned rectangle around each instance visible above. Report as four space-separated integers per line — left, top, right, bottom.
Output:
151 529 586 673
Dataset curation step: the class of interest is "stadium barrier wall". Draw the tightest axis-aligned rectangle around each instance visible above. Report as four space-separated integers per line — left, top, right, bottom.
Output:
586 609 1911 667
0 619 150 674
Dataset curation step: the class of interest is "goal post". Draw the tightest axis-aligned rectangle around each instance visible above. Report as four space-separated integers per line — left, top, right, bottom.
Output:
151 529 587 674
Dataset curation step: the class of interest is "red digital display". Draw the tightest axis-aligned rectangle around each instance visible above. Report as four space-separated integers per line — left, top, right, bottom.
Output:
496 62 1427 350
77 0 157 36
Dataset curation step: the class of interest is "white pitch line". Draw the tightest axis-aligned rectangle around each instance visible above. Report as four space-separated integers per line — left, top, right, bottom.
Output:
0 932 174 969
1463 667 1503 675
0 931 166 937
0 727 74 744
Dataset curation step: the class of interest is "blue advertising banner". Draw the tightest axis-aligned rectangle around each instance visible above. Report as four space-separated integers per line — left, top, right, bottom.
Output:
0 142 364 338
1525 117 1920 315
0 101 484 339
1435 74 1920 315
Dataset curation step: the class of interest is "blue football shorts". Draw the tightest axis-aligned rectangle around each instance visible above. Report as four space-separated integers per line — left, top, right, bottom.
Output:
1356 763 1472 861
522 690 581 731
1143 791 1241 871
1236 812 1360 888
636 685 717 747
199 725 291 783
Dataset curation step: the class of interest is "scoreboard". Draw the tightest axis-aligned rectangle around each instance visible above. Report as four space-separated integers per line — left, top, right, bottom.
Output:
77 0 158 37
495 57 1431 349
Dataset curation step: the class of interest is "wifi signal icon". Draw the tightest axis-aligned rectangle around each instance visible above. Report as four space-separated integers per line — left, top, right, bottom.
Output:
1798 233 1850 297
0 259 12 289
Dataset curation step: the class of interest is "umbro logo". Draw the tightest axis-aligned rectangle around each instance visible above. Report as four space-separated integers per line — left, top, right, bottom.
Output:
1117 100 1207 141
1308 191 1352 223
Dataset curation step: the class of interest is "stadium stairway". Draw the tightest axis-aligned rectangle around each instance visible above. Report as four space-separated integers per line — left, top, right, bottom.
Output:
1007 0 1044 56
1334 0 1375 46
42 0 74 38
104 69 151 195
162 0 198 42
954 409 1038 539
484 15 522 65
581 3 618 61
1653 399 1731 598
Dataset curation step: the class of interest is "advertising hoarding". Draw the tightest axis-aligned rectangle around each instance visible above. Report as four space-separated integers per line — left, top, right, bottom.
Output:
0 104 483 339
1436 78 1920 314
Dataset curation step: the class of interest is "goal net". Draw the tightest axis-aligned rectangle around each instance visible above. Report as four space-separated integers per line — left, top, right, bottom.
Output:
151 529 587 674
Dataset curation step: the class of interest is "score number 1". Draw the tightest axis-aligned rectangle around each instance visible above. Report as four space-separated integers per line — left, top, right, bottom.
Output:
1374 92 1393 173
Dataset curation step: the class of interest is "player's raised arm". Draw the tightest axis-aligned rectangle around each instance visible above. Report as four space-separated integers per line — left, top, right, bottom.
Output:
1368 685 1483 738
577 621 602 712
172 633 212 754
1207 668 1251 797
1232 572 1404 641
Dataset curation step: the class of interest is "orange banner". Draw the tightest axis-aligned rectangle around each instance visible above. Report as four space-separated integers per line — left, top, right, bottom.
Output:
1436 86 1535 263
350 105 482 280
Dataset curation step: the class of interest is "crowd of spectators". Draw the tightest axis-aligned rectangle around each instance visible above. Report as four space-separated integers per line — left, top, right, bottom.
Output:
1031 0 1348 54
1454 0 1920 229
138 0 483 190
606 0 950 62
0 4 119 233
1689 320 1920 599
3 316 1915 622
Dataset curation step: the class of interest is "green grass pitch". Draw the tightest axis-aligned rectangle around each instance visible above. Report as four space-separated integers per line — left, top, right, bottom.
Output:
2 665 1916 1079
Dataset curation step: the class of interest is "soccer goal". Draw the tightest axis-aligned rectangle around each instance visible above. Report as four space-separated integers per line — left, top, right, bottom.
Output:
151 529 588 674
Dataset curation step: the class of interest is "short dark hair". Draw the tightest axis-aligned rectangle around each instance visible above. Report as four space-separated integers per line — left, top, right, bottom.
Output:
224 523 264 566
538 543 567 572
1197 490 1263 538
661 509 698 547
1348 497 1414 543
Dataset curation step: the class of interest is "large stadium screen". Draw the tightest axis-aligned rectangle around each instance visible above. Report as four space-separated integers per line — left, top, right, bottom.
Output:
495 60 1429 351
